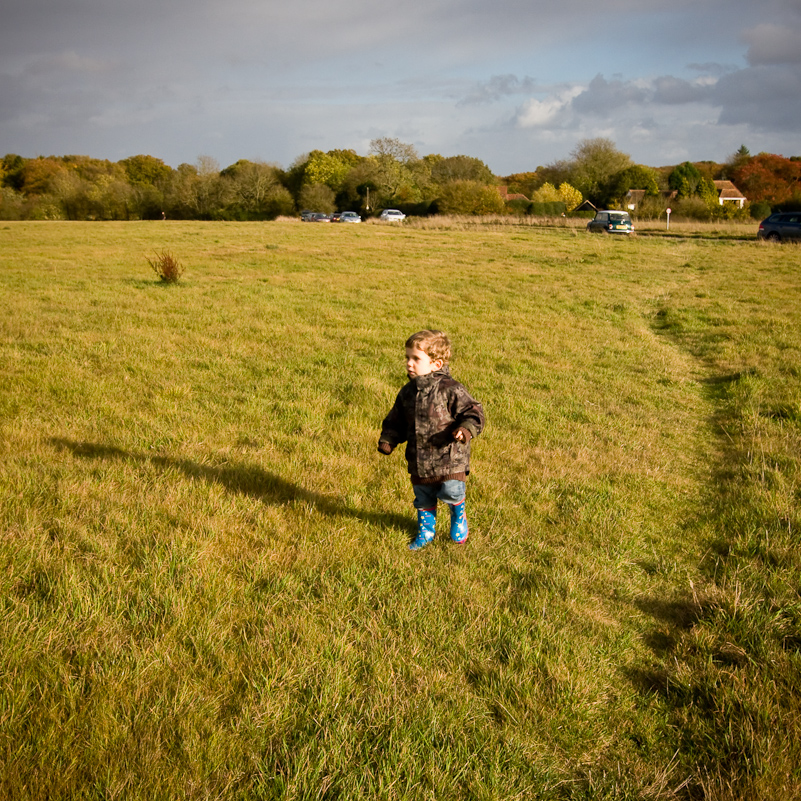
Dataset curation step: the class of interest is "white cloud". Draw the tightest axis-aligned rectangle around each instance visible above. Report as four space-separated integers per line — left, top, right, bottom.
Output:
517 87 584 127
743 22 801 65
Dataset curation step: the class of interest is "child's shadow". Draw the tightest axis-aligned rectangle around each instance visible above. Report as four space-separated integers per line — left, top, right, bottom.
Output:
50 438 414 535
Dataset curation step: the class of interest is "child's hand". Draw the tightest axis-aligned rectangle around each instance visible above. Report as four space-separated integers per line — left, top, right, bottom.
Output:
377 441 394 455
453 427 472 443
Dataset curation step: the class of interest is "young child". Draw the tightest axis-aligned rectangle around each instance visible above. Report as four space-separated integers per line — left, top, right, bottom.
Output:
378 330 485 550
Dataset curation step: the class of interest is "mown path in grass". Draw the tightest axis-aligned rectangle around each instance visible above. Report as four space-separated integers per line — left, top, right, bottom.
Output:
0 221 799 800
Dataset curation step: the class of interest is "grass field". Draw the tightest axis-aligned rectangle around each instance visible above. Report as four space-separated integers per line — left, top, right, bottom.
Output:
1 219 799 800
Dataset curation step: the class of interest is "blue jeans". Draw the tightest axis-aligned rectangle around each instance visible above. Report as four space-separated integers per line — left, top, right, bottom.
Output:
412 480 466 510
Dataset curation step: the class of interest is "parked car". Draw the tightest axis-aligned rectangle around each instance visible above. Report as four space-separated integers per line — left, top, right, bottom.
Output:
300 210 316 221
330 212 342 222
758 212 801 242
587 210 634 234
379 209 406 222
308 212 331 222
338 211 361 223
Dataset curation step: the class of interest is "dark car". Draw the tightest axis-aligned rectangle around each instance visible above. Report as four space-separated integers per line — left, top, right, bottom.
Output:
587 210 634 234
758 212 801 242
308 212 331 222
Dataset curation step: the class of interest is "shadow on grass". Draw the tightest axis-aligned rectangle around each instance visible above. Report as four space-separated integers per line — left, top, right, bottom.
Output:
50 438 415 536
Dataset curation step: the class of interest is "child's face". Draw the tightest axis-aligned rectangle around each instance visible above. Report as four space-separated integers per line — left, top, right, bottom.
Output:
405 346 443 379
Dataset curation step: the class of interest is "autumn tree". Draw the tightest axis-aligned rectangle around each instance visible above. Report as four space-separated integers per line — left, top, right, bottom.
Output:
500 171 543 199
19 158 67 196
557 182 583 211
731 153 801 207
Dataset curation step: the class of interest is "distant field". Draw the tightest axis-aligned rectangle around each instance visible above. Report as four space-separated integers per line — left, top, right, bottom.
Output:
1 220 799 800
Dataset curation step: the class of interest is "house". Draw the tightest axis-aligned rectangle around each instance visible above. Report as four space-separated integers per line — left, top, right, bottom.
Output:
574 200 597 212
713 180 747 208
624 182 747 211
625 189 677 211
497 186 530 202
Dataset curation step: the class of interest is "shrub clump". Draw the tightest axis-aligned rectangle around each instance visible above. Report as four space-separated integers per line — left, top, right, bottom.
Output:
147 249 184 283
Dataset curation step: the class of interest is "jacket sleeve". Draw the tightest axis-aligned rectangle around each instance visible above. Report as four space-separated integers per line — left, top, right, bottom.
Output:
449 384 485 440
379 391 408 447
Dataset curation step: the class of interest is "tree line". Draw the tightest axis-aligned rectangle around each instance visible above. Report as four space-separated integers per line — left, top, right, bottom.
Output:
1 138 799 222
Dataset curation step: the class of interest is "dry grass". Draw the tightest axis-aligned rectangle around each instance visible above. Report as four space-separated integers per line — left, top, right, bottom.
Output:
1 220 799 799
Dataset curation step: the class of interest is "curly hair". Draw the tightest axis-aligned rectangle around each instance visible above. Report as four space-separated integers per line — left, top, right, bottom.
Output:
405 330 452 365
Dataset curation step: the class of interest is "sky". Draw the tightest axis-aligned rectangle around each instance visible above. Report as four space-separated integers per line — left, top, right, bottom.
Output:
2 0 800 176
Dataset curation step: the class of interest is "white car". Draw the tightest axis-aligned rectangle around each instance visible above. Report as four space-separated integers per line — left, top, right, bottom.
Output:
338 211 362 223
379 209 406 222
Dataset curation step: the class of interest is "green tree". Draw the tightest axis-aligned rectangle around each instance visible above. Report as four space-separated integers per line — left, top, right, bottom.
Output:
304 150 353 191
435 180 505 215
430 155 494 185
117 155 171 218
1 154 26 191
0 186 28 220
531 182 561 203
220 160 291 219
563 138 633 205
368 137 423 206
698 177 719 207
185 156 232 219
725 145 752 176
606 164 660 206
299 183 335 214
668 162 703 197
163 163 197 218
120 155 172 186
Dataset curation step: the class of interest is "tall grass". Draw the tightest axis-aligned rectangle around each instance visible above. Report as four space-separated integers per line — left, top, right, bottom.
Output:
1 220 799 799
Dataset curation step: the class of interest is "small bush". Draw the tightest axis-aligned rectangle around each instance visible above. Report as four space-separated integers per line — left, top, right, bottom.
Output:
147 249 184 283
750 201 772 220
530 200 566 217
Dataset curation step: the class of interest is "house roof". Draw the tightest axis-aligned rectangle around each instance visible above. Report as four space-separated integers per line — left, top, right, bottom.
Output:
713 180 746 200
497 186 530 202
626 189 677 201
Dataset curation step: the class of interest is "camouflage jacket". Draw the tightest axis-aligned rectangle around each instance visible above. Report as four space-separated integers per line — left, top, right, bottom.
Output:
379 367 485 480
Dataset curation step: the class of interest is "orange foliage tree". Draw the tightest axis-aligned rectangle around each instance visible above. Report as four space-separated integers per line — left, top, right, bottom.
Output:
731 153 801 206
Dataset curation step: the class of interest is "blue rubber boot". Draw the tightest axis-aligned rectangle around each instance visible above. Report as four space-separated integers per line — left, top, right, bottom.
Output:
410 508 436 551
448 500 469 543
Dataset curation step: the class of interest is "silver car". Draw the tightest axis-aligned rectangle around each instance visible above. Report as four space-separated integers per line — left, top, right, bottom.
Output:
379 209 406 222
